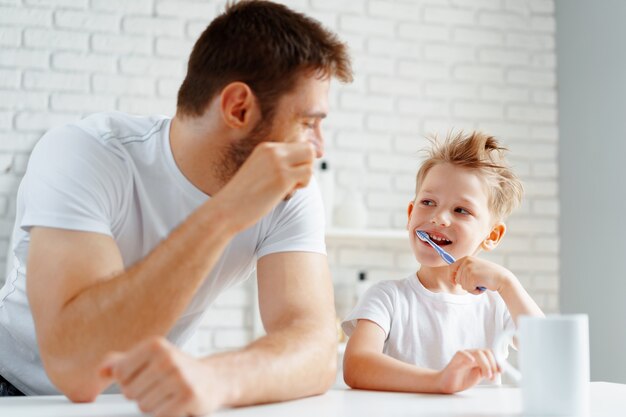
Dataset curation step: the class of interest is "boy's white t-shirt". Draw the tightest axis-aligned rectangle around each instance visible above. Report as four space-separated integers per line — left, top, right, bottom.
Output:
0 111 326 395
342 274 515 374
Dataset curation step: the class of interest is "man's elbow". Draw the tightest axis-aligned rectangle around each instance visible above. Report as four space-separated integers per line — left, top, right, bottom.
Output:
309 336 337 394
50 372 103 403
42 353 105 403
62 384 101 403
319 353 337 393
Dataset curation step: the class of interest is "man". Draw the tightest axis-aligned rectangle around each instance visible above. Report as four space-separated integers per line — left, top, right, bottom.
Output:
0 1 352 415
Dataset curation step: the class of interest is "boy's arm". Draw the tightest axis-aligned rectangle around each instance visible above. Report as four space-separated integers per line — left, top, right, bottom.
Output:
343 320 440 393
343 319 497 394
497 274 544 324
451 256 544 324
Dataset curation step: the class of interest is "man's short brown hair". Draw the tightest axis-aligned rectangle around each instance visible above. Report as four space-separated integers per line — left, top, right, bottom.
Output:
177 0 352 121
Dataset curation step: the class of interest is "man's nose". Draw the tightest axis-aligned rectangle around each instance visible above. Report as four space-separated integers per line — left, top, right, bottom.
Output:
313 130 324 158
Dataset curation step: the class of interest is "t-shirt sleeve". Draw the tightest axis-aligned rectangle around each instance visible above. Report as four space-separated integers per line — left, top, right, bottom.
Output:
493 294 517 355
20 125 127 236
256 176 326 258
503 307 515 335
341 282 396 338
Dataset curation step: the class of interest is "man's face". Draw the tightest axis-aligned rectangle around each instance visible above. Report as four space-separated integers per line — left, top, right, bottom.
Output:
218 73 330 185
266 73 330 158
407 163 497 267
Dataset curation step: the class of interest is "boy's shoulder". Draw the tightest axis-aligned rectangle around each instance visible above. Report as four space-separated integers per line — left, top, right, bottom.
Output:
369 275 509 312
364 275 417 301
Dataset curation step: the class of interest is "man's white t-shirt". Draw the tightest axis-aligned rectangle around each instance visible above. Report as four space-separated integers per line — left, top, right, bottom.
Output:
0 111 326 395
342 274 515 377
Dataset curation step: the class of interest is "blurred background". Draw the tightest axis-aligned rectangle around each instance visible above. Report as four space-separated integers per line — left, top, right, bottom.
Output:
0 0 621 383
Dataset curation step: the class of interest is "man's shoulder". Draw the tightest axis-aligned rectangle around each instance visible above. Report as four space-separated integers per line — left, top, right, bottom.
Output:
74 111 170 145
36 112 168 147
32 111 171 168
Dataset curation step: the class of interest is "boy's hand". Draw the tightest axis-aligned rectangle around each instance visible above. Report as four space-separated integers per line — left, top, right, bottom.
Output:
449 256 515 294
437 349 499 394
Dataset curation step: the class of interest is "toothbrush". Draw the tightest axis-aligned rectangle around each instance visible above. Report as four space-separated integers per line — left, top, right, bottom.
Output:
415 230 486 292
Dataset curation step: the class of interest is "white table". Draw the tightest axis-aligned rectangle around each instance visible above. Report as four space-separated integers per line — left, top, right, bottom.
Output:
1 382 625 417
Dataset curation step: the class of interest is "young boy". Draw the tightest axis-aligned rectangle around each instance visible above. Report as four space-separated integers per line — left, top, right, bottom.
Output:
341 131 544 394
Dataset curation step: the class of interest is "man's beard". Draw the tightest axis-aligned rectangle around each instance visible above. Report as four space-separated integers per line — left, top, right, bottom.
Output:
214 119 273 187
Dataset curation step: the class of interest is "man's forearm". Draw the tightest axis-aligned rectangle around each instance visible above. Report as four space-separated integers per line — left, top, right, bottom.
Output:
42 201 238 390
203 319 337 407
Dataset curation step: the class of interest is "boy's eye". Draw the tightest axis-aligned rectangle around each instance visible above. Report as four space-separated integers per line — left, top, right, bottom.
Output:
455 207 471 215
421 199 435 206
303 120 316 129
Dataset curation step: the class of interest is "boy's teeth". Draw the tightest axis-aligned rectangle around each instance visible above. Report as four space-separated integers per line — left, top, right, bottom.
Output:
429 234 450 243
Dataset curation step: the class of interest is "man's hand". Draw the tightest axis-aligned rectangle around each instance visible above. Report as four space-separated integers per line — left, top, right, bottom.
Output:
215 141 316 233
437 349 499 394
100 338 224 417
449 256 515 294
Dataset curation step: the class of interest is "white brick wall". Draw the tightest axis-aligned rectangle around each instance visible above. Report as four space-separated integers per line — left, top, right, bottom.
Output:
0 0 558 356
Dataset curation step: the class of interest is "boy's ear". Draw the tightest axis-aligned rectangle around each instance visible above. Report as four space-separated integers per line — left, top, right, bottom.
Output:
219 82 259 130
481 222 506 251
406 201 415 230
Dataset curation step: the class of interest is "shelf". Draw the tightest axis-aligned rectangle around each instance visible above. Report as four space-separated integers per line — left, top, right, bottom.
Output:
325 228 407 244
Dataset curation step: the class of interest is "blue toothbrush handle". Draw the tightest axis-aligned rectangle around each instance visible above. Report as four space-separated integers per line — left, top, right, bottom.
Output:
433 245 456 265
434 244 485 291
417 230 486 292
438 249 487 291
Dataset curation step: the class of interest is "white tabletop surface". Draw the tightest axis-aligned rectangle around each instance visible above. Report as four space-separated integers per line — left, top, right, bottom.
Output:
1 382 625 417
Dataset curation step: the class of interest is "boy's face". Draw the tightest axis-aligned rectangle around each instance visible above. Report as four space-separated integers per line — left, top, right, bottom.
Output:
407 163 504 267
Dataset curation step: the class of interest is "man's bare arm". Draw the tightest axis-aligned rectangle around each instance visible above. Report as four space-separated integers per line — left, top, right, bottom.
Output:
27 141 315 401
28 202 232 401
209 251 338 406
101 251 337 416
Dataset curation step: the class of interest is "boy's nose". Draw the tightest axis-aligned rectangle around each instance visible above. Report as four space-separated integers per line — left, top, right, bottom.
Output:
430 212 451 227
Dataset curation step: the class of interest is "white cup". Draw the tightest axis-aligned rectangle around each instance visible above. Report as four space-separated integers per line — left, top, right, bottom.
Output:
495 314 590 416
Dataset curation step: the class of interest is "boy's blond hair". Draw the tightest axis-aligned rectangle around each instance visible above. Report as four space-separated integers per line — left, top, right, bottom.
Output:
415 131 523 221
